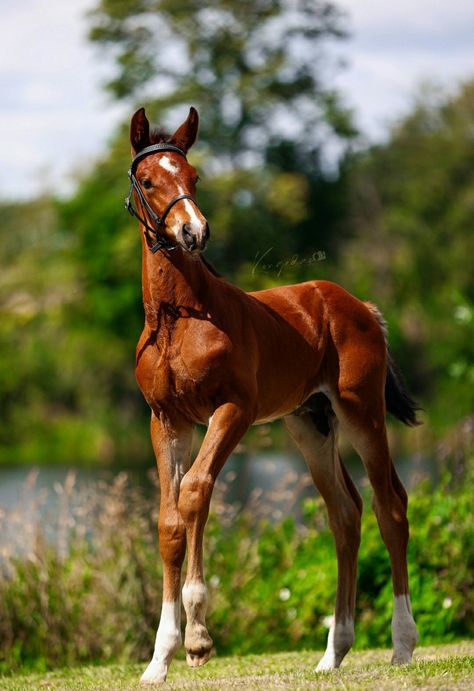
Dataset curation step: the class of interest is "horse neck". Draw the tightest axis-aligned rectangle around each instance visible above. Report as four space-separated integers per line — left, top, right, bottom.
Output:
141 241 211 329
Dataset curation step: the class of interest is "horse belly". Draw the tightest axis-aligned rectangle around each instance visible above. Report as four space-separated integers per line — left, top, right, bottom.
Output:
254 342 324 423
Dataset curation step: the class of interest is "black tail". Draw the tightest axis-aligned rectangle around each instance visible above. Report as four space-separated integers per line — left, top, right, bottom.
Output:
385 351 421 426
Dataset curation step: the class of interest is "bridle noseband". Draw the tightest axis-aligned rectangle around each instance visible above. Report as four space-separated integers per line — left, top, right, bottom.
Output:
125 143 200 253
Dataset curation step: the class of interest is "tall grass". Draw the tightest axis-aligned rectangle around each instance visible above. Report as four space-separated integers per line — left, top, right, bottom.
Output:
0 436 472 674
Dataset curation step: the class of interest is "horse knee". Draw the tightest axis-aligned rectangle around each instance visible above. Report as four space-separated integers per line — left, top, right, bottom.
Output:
178 474 214 524
158 514 186 566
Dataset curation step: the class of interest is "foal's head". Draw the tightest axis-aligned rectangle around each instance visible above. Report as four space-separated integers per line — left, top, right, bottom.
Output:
129 107 209 253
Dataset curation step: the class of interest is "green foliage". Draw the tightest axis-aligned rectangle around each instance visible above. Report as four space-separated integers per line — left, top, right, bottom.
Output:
353 475 474 648
0 189 150 463
1 464 472 673
337 81 474 430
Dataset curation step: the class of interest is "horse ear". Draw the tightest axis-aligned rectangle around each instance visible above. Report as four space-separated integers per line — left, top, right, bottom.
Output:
169 107 199 153
130 108 150 155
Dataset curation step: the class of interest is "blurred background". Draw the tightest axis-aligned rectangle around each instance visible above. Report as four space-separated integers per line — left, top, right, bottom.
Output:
0 0 473 674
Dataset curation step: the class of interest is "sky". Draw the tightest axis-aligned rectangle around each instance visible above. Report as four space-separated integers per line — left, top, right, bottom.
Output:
1 0 473 200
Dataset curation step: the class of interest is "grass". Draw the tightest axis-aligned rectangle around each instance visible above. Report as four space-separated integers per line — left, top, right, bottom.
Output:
1 642 473 690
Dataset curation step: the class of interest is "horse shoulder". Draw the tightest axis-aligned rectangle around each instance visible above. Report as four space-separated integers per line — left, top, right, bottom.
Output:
174 317 233 382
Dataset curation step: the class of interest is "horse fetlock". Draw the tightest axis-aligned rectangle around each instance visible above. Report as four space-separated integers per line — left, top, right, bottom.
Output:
157 630 182 656
316 617 354 672
140 627 182 684
182 581 208 617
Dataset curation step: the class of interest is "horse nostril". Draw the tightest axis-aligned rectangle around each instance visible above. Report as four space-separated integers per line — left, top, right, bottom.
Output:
182 223 196 249
203 223 210 242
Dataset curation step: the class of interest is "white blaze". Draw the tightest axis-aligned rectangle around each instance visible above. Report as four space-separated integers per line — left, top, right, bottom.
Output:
157 155 205 243
183 197 202 228
159 156 178 175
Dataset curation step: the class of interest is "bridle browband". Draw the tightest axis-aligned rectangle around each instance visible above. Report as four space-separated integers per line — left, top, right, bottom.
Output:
124 143 200 253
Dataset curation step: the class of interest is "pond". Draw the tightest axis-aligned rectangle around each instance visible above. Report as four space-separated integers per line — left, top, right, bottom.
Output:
0 448 430 533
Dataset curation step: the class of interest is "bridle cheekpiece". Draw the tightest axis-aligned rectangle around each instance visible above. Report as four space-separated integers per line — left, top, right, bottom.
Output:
125 143 199 253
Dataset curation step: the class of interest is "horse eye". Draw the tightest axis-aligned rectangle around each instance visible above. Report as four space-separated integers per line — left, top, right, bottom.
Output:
142 179 152 190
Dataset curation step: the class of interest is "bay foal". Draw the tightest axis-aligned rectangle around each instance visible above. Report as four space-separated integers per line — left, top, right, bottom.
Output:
126 107 419 684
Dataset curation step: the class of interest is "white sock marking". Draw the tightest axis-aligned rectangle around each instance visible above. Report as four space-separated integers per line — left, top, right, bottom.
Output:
182 582 212 662
140 600 181 684
183 197 202 227
316 616 354 671
182 582 208 620
391 594 418 664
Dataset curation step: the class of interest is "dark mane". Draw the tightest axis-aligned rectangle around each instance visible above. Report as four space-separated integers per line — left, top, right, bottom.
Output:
150 127 171 144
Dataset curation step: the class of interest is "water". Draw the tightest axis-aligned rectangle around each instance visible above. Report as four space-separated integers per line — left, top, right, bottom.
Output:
0 449 429 515
0 450 432 557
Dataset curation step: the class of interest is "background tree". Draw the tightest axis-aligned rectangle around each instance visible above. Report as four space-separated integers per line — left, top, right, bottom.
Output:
88 0 353 157
88 0 357 276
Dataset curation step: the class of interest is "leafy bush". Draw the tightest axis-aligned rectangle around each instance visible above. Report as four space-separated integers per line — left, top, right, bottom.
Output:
0 460 472 674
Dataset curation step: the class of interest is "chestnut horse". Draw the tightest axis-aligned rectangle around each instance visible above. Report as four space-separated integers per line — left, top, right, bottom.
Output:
125 107 419 685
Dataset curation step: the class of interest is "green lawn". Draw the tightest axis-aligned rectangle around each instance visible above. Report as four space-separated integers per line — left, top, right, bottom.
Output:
2 642 473 690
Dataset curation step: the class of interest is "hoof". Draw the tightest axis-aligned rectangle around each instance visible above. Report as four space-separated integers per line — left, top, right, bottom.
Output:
391 594 418 666
185 624 213 668
186 646 213 668
316 654 338 672
140 660 168 685
391 650 414 665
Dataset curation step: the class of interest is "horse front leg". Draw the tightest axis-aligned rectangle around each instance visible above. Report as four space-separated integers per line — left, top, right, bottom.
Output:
178 402 252 667
140 412 193 685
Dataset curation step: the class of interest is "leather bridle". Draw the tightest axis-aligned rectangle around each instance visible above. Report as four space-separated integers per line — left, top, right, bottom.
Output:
125 143 201 253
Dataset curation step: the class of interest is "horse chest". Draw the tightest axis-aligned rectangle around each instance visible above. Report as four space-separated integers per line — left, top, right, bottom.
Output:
135 324 230 418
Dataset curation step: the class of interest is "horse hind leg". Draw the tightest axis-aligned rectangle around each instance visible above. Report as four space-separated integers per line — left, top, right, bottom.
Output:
285 396 362 671
331 387 418 664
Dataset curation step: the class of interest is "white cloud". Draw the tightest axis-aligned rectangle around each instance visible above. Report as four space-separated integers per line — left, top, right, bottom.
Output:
0 0 126 199
334 0 474 137
340 0 474 43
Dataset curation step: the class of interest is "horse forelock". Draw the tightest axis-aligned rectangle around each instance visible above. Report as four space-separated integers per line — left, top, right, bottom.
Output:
150 127 172 144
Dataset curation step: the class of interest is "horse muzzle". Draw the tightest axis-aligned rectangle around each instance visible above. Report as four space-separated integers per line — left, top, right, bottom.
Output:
182 222 210 252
